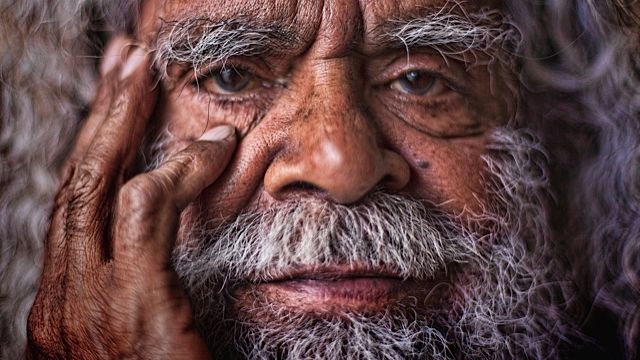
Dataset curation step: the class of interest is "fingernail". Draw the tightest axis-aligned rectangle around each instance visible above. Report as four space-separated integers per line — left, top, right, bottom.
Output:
199 125 235 141
100 37 129 76
120 47 147 80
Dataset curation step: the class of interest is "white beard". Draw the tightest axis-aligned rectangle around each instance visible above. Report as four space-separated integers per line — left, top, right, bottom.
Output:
171 128 578 360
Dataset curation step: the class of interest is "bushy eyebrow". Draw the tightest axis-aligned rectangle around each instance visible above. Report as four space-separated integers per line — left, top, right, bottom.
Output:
153 8 518 75
370 8 519 62
153 17 298 75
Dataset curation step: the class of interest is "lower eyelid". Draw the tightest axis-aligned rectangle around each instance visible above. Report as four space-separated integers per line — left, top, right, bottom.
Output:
383 103 485 138
383 87 459 106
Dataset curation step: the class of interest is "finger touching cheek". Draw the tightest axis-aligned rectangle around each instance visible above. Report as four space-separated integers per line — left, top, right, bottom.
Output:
114 125 237 261
152 124 237 211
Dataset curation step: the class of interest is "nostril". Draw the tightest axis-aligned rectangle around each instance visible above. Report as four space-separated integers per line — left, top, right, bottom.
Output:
379 171 408 193
279 181 326 196
381 150 411 192
378 174 397 190
380 174 394 186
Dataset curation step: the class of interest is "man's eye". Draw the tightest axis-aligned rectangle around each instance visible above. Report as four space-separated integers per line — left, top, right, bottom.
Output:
390 70 448 96
202 67 255 94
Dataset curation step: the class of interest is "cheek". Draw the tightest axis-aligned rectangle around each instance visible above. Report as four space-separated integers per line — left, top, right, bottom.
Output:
156 88 263 147
384 124 489 214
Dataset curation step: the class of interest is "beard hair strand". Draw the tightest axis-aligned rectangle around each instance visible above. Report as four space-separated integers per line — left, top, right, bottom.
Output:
171 128 579 360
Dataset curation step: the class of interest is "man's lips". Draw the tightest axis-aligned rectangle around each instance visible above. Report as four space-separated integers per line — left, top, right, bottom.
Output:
235 265 411 313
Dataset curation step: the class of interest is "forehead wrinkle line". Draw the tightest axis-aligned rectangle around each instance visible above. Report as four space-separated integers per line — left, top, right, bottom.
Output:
153 16 302 75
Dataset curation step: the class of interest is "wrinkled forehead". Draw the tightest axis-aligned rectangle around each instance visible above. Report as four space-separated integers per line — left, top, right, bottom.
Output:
142 0 502 51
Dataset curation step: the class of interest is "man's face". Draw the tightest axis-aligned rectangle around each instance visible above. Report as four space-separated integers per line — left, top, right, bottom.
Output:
142 0 511 216
133 0 569 358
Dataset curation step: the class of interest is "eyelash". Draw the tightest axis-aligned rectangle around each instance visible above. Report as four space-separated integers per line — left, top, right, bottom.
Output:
191 64 258 97
189 62 467 111
390 70 464 94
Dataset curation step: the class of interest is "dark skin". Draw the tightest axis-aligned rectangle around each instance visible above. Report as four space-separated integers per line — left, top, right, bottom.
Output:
26 41 221 359
27 0 514 358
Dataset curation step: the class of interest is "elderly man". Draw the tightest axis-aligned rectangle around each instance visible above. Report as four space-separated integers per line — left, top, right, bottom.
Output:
1 0 639 359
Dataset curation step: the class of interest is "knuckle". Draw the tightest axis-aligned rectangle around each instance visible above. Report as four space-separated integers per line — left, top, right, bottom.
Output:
85 138 123 169
28 290 115 358
68 165 107 205
161 143 211 178
118 176 165 215
79 146 110 172
27 328 57 356
108 87 140 124
147 149 204 190
27 301 62 355
109 91 130 119
170 150 201 175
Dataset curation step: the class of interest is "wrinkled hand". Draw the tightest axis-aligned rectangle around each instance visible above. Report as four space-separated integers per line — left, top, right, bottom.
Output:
26 37 236 359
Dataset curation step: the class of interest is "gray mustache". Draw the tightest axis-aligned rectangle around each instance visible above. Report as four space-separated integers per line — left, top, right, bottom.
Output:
170 129 577 359
172 192 483 288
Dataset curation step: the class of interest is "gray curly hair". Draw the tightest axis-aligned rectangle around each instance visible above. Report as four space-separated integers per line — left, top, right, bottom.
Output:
0 0 638 359
507 1 640 356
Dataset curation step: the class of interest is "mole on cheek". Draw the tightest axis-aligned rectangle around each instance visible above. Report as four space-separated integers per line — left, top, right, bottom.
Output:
417 160 430 169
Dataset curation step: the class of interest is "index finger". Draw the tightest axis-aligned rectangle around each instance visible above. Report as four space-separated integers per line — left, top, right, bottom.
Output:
114 125 238 267
77 46 157 181
64 46 158 267
64 36 132 172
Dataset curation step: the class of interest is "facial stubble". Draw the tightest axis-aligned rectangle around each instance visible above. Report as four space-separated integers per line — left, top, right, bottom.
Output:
169 128 576 360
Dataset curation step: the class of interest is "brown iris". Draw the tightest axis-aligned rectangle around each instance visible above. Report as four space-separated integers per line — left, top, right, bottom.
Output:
208 67 253 94
395 70 437 95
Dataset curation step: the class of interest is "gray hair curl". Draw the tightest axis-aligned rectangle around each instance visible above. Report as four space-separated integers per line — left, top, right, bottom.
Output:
507 1 640 357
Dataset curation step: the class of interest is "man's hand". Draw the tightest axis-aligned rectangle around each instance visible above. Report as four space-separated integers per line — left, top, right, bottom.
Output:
26 37 236 359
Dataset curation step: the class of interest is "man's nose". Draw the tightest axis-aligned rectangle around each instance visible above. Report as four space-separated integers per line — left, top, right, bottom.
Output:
264 66 410 204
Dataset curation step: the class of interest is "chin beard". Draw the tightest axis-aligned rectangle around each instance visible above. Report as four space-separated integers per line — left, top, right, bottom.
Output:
171 128 580 360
